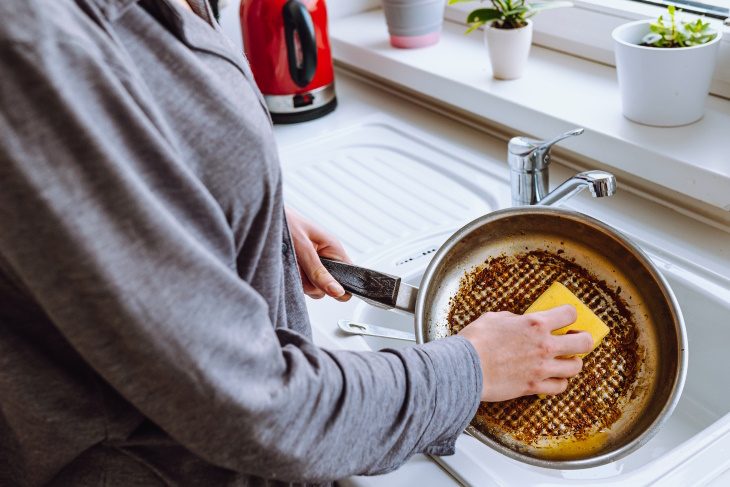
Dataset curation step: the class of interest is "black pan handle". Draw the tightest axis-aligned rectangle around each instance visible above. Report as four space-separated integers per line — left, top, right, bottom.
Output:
321 258 401 309
282 0 318 88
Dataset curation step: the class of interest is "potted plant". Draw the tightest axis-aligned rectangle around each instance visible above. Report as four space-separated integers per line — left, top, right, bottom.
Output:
381 0 447 49
450 0 573 79
613 5 722 127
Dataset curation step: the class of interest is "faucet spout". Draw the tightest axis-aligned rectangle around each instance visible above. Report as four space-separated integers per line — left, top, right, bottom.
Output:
537 171 617 207
507 128 617 207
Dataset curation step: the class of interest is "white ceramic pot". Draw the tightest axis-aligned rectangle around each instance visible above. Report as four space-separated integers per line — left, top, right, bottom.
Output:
484 19 533 80
613 19 721 127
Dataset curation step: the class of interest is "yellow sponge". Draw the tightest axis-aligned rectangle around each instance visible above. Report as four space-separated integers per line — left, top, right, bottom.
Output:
524 281 610 359
525 282 610 399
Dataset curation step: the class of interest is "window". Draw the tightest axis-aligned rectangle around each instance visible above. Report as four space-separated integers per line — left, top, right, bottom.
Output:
630 1 729 19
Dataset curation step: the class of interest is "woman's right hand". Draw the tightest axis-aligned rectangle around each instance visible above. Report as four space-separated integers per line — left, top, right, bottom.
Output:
458 305 594 402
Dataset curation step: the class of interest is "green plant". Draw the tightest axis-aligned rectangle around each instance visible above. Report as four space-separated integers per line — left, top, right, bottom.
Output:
642 5 716 48
449 0 573 32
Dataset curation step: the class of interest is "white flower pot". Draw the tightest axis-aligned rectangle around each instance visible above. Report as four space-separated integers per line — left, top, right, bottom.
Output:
612 19 721 127
484 19 533 80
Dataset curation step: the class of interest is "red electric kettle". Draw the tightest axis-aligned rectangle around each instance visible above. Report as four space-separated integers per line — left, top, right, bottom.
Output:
240 0 337 124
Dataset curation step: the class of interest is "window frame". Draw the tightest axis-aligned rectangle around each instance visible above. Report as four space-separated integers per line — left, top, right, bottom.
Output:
623 1 729 20
444 0 730 99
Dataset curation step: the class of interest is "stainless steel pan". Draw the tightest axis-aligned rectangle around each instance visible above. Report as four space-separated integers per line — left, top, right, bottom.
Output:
322 206 686 469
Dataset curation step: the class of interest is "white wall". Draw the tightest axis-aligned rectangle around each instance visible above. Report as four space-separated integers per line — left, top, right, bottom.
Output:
219 0 380 53
326 0 380 20
218 1 245 52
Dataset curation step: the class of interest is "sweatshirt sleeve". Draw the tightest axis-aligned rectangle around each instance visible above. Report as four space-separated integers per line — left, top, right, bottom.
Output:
0 37 482 483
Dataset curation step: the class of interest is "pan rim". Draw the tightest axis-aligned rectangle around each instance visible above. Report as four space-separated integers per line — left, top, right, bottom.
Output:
414 206 688 470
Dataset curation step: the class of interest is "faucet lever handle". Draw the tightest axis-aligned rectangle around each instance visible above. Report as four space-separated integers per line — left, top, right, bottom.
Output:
537 128 584 152
508 128 584 164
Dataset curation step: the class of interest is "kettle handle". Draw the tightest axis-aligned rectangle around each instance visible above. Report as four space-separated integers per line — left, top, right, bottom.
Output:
282 0 318 88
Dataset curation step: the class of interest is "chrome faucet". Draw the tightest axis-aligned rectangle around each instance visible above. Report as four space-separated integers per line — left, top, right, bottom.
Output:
508 128 617 207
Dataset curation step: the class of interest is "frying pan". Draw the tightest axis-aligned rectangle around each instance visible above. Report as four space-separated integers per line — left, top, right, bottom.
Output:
321 206 687 469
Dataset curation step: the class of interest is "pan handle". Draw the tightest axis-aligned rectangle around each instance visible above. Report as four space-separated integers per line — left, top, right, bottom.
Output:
321 258 404 310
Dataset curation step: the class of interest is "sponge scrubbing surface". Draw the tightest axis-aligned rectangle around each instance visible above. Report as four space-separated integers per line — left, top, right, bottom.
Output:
524 281 611 359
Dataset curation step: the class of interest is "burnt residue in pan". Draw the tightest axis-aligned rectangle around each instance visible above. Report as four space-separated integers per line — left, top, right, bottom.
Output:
447 250 640 446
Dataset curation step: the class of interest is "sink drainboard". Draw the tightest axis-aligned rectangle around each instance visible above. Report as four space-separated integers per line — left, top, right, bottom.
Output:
279 116 730 486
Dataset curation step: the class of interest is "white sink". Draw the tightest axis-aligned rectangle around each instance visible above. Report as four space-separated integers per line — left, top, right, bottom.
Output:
349 242 730 486
281 115 730 486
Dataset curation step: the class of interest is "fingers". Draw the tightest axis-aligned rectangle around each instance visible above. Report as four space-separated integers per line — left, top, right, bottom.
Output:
300 265 350 301
317 238 353 265
299 266 325 299
551 330 595 357
544 356 583 379
307 236 353 301
294 208 352 266
533 378 569 397
285 206 352 300
335 292 352 303
297 246 346 299
528 304 578 331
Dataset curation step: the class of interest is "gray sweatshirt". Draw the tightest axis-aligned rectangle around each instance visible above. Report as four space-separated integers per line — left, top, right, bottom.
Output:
0 0 482 485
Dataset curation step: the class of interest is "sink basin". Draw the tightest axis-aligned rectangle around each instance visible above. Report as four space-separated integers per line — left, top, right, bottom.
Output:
350 244 730 485
280 115 730 485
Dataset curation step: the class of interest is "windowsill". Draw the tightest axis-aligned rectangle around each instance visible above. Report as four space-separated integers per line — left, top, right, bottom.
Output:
329 9 730 213
446 1 730 98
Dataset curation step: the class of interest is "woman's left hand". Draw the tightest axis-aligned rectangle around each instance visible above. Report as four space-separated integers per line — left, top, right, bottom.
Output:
285 206 352 302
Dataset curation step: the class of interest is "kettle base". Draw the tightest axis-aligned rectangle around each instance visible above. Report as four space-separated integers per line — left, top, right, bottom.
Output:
271 97 337 124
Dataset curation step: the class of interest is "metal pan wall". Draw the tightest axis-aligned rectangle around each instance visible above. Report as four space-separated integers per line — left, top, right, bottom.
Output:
416 207 686 469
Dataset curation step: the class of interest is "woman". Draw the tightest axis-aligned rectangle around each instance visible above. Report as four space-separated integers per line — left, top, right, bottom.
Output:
0 0 593 485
